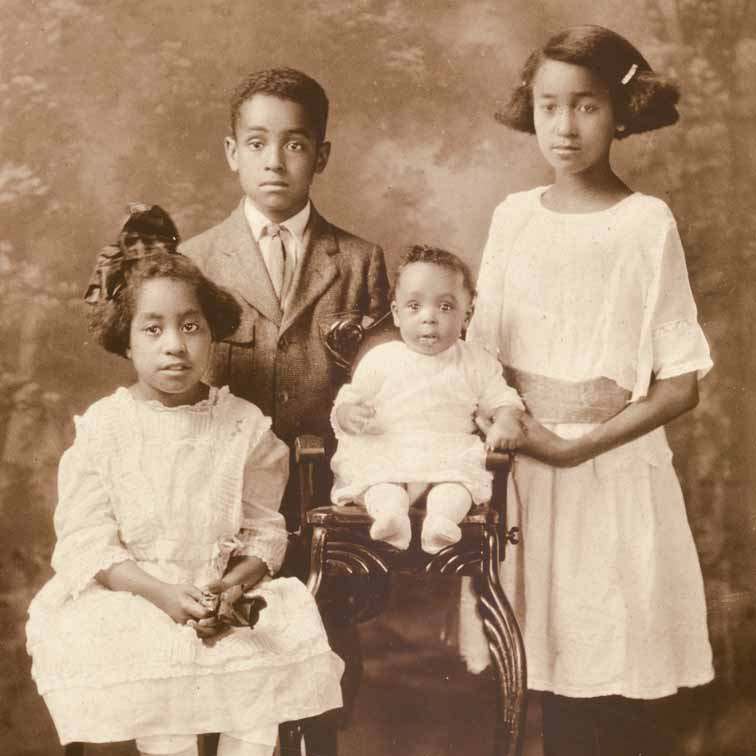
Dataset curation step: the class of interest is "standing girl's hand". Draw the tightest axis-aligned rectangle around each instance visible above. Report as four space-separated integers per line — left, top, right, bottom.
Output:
485 407 526 451
519 415 583 468
152 582 211 625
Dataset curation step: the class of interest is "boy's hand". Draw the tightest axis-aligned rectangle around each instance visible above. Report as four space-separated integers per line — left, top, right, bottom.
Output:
484 407 525 451
335 401 379 434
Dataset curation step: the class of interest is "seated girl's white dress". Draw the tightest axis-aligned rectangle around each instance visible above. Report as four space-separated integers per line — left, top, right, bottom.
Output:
26 386 344 745
460 188 715 699
330 339 523 505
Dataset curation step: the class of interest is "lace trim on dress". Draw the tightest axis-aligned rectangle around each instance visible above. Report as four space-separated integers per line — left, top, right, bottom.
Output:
232 529 288 575
68 549 132 601
135 385 227 412
652 318 695 337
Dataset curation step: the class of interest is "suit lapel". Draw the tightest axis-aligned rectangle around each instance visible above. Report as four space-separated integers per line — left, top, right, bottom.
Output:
280 207 339 335
217 202 282 326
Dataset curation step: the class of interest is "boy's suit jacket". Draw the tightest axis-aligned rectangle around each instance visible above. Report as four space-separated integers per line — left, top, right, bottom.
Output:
182 201 390 451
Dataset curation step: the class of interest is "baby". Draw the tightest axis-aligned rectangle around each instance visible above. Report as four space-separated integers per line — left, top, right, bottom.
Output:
330 245 524 554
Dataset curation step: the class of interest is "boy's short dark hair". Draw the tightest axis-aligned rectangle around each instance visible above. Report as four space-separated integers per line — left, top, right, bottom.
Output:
230 67 329 143
394 245 476 301
496 25 680 139
87 253 241 358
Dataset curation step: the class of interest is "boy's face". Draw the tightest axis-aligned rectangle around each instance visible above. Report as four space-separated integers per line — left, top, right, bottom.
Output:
391 262 472 356
225 94 330 223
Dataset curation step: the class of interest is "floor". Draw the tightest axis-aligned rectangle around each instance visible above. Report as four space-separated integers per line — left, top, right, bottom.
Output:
340 574 542 756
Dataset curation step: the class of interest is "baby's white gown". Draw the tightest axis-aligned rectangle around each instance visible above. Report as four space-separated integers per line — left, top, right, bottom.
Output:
460 188 715 699
26 387 343 744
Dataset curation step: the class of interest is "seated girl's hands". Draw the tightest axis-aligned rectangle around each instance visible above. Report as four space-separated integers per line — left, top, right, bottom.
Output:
153 582 212 626
193 556 269 645
335 401 379 434
206 555 268 595
484 407 526 451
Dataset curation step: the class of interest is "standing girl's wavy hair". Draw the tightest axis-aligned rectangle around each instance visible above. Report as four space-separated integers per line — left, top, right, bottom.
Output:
497 25 680 139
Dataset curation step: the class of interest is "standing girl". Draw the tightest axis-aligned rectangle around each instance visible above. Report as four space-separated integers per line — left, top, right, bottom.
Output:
26 206 343 756
460 25 714 756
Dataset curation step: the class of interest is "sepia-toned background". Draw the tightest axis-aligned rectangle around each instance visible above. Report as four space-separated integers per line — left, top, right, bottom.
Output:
2 1 755 754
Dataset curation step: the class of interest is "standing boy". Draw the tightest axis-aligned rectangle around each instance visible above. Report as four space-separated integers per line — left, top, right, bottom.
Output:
182 67 389 754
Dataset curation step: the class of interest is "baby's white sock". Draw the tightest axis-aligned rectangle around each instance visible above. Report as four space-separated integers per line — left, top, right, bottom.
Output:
365 483 411 550
422 483 472 554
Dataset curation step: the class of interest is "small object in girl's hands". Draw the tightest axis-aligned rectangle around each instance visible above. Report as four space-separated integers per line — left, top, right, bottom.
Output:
199 589 220 613
221 594 268 629
246 596 267 629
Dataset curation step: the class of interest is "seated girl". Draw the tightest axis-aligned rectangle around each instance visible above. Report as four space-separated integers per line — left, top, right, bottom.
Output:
329 245 524 554
26 204 344 756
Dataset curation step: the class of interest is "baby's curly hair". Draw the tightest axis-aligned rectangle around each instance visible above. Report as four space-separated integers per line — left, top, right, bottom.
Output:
394 245 476 302
87 253 241 358
497 25 680 139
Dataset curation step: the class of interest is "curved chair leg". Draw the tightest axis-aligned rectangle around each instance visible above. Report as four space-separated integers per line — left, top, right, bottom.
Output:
475 529 527 756
307 523 391 623
307 524 327 597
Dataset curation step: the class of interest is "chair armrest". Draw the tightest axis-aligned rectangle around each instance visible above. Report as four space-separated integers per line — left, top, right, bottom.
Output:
295 435 326 529
485 450 516 552
295 434 326 463
485 450 511 472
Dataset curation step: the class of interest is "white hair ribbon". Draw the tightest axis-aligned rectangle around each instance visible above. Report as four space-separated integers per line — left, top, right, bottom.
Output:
621 63 639 85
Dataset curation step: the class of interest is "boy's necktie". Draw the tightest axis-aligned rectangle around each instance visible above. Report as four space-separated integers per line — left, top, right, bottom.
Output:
265 223 293 304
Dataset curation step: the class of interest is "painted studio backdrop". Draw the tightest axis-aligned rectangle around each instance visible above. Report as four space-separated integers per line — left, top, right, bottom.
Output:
2 1 755 755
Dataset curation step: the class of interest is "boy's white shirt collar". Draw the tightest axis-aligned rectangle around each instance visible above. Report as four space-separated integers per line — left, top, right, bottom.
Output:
243 197 311 256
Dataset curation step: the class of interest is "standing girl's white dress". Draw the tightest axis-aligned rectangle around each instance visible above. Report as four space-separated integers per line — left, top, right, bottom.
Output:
462 187 714 699
26 386 344 745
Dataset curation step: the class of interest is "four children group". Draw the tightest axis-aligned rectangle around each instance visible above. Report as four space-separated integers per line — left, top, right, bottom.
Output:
26 23 714 756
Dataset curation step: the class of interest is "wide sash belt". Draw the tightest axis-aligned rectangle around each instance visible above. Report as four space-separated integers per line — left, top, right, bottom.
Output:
504 366 630 424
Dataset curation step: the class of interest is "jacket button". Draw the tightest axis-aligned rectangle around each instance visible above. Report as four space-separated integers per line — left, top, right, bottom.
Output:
278 336 288 351
278 390 289 404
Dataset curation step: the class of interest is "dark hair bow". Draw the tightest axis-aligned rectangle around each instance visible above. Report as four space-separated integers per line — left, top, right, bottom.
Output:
84 203 181 304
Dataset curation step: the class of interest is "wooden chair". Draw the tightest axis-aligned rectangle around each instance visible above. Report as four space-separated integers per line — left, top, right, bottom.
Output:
292 313 527 756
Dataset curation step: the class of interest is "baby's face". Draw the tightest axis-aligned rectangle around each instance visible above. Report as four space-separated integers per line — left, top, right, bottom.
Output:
391 262 471 356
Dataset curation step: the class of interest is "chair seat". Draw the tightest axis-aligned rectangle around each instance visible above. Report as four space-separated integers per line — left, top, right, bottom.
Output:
306 502 497 528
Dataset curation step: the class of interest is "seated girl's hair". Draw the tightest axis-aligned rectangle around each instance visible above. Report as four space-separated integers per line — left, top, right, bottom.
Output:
86 205 241 357
497 24 680 139
394 244 476 300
